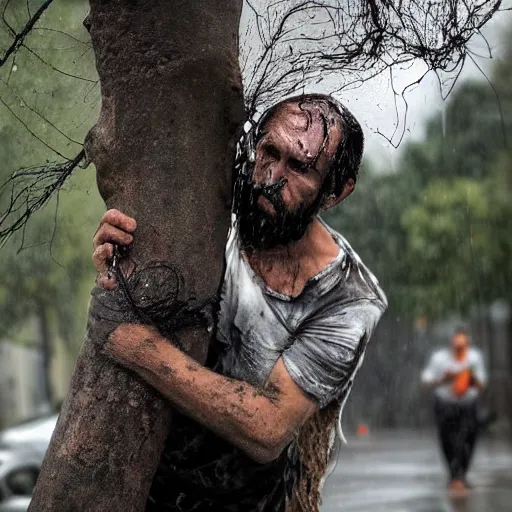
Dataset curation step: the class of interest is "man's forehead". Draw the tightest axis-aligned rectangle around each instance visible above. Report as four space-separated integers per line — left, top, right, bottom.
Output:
266 101 329 131
262 101 342 153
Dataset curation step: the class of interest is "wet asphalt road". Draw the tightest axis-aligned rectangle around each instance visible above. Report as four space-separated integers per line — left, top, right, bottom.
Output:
321 431 512 512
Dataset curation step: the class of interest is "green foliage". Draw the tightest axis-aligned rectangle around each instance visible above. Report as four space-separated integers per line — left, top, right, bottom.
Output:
325 27 512 320
402 178 498 316
0 0 103 354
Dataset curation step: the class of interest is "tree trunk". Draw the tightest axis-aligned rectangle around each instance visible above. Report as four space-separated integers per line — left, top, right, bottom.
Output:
29 2 244 511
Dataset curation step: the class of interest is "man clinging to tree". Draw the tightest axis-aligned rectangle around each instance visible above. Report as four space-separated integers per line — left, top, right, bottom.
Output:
92 94 387 511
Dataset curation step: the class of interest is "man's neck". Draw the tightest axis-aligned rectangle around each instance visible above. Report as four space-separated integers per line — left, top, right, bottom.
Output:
244 218 339 296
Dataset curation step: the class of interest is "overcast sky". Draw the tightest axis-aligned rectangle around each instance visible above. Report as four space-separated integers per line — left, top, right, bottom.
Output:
358 5 512 169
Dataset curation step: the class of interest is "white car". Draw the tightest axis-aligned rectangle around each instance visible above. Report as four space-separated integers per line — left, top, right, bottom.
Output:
0 415 57 512
0 449 41 512
0 415 57 459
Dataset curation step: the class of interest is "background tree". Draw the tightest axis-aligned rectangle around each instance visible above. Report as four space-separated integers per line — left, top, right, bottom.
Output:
0 0 101 407
326 24 512 319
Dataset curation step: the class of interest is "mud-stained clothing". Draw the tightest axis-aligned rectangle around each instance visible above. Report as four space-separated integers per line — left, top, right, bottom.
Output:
146 218 387 511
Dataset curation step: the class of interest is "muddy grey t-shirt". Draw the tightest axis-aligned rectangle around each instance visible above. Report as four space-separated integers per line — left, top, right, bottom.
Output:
216 217 387 411
147 218 387 512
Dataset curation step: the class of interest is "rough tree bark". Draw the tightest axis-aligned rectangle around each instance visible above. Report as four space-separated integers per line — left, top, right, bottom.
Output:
29 1 244 511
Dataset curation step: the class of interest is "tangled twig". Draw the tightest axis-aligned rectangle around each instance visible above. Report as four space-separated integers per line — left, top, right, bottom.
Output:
242 1 504 119
0 0 54 68
0 150 85 247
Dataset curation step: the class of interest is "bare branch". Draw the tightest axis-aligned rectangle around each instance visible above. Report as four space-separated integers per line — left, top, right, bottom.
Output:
0 150 86 248
0 95 68 158
0 79 83 146
21 44 97 83
241 0 504 120
0 0 54 68
31 27 89 45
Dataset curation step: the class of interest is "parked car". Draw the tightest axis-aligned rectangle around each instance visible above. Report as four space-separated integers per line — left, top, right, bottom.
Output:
0 415 57 458
0 449 40 512
0 414 57 511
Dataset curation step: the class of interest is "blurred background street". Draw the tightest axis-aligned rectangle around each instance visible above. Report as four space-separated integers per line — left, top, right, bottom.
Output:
322 431 512 512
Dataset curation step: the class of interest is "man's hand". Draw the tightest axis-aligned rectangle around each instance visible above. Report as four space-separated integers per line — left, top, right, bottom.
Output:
469 371 485 391
93 209 137 290
441 370 459 384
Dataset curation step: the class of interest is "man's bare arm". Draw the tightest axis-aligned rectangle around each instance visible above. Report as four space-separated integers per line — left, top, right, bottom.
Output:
107 324 317 464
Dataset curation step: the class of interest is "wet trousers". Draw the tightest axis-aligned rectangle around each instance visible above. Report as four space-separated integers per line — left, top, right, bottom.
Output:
434 397 479 481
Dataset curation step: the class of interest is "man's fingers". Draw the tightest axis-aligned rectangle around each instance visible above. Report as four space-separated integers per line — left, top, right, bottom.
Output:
96 272 117 290
93 243 118 289
102 209 137 233
93 224 134 249
92 243 114 272
93 209 136 290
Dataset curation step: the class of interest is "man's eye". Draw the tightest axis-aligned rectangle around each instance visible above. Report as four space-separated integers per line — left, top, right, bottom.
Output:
263 145 280 160
288 159 309 173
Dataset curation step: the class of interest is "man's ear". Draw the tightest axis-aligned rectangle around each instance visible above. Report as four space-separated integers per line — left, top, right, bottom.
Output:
322 178 355 210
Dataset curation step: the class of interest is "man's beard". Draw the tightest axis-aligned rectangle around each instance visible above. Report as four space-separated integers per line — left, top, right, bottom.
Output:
233 172 324 252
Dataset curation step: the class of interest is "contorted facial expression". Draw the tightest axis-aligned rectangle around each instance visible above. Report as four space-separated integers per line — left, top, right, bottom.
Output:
236 97 348 251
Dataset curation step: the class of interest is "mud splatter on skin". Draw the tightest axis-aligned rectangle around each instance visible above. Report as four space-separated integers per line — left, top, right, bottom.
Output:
251 381 281 404
234 384 246 398
141 336 159 351
158 363 174 379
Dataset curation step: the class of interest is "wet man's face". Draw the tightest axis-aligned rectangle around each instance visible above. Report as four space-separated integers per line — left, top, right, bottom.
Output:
236 101 342 251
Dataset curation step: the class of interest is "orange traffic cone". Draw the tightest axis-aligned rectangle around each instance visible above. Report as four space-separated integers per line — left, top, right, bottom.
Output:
356 424 369 437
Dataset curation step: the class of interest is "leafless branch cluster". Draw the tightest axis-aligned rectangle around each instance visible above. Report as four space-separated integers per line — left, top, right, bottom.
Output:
0 0 96 244
0 150 84 247
0 0 54 68
241 0 504 117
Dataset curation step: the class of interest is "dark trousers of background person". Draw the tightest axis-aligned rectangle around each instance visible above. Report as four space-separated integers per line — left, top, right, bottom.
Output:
434 397 479 482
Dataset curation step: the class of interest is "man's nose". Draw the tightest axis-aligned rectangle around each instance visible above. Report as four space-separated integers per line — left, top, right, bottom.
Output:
265 160 287 184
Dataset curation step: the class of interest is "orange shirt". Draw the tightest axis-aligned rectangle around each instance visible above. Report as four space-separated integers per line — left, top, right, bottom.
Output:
452 347 471 397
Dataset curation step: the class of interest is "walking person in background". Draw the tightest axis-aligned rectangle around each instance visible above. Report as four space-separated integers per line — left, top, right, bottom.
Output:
421 327 487 494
